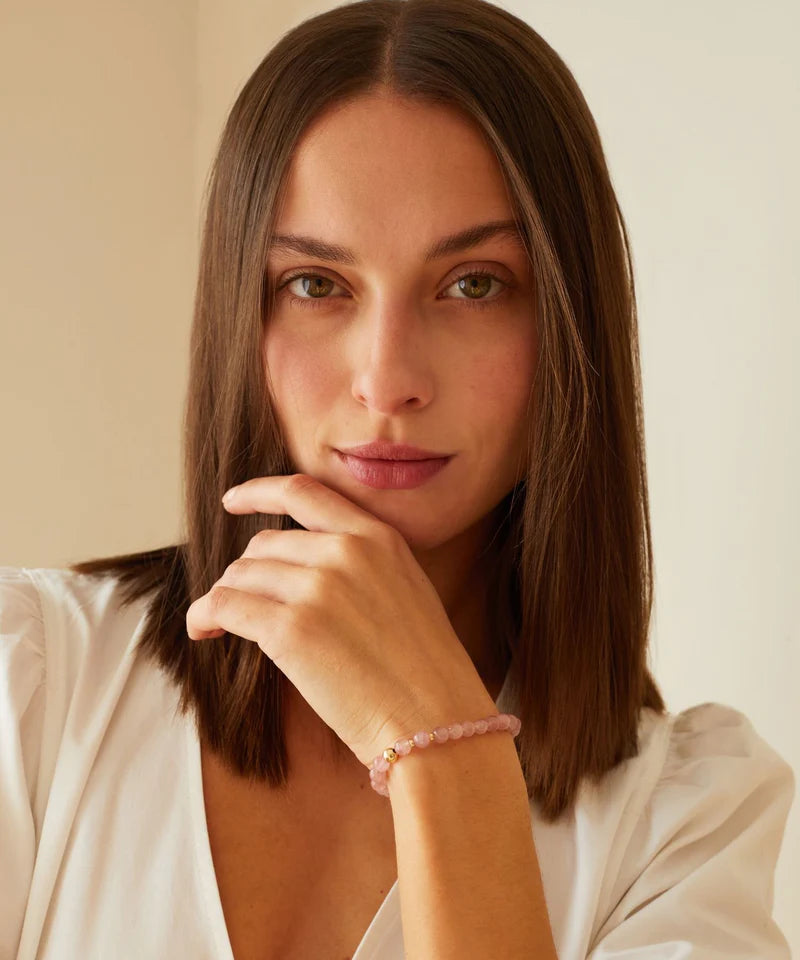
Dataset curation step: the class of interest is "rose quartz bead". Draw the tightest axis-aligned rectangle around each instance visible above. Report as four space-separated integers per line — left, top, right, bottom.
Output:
368 713 522 796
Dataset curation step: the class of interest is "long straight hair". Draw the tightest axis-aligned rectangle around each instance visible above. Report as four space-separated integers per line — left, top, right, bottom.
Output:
70 0 666 824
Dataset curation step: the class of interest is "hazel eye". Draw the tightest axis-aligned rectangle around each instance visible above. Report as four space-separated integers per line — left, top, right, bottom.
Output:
282 274 342 302
442 270 506 304
277 267 511 311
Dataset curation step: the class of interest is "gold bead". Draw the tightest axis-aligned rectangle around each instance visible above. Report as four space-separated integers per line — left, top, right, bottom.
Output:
383 747 398 763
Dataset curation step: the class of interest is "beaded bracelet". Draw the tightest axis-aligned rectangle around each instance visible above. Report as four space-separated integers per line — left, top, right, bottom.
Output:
368 712 522 797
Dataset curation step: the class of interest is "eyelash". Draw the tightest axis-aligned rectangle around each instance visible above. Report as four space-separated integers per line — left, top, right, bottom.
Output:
276 267 510 312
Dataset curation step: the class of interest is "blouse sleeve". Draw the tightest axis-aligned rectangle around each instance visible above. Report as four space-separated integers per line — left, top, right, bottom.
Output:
587 702 795 959
0 567 46 956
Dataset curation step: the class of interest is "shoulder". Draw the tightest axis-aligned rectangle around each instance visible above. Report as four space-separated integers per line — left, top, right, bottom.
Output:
1 564 150 650
660 700 794 791
0 563 158 793
626 700 795 853
12 564 143 628
0 564 155 710
0 565 45 640
646 700 795 863
585 700 794 811
586 701 795 955
0 565 47 706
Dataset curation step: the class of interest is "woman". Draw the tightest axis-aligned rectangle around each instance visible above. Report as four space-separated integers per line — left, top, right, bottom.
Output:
1 0 794 957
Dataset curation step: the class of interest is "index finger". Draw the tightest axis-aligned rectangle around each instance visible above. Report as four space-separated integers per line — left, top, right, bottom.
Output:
221 472 381 537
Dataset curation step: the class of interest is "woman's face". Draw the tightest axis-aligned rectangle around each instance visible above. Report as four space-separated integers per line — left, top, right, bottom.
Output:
263 93 538 552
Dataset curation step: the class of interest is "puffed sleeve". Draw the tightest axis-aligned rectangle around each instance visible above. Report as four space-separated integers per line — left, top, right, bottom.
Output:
587 702 795 959
0 567 46 955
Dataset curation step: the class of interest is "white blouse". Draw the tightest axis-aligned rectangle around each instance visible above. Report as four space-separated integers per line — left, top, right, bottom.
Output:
0 565 794 959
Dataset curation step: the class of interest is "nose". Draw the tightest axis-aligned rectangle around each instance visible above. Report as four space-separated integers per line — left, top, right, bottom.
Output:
349 305 435 415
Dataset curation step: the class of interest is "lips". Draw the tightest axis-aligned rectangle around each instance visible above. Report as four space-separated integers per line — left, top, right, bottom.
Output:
336 441 449 460
336 450 453 489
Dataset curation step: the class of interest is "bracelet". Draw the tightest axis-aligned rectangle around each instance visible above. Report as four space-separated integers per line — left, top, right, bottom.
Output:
368 712 522 797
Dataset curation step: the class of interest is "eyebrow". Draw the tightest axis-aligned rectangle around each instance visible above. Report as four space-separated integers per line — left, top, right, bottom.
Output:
268 218 526 265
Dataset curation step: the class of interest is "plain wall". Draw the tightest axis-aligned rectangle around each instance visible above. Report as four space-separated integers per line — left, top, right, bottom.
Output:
1 0 797 949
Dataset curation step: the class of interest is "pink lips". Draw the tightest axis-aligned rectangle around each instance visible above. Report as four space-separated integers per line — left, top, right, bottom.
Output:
337 441 449 460
335 451 453 489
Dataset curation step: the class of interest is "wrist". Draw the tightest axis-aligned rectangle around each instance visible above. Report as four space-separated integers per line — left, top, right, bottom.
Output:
369 704 521 797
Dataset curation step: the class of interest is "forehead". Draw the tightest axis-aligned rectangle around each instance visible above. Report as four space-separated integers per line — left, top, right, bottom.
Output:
269 94 522 264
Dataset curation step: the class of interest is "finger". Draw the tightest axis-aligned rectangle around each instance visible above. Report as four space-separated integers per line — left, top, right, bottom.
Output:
186 585 285 655
222 473 381 537
240 528 351 568
190 627 226 640
215 555 316 604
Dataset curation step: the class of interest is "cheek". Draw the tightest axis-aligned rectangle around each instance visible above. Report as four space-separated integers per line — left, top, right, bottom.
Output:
469 331 537 432
465 331 537 489
264 329 338 418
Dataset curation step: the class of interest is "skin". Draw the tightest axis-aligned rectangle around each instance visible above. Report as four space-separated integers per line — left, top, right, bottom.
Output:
262 90 538 769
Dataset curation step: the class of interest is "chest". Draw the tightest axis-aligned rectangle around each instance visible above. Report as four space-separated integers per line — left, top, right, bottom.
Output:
200 743 398 960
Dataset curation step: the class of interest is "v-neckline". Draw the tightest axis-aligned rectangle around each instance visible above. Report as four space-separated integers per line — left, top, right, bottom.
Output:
184 710 401 960
184 664 513 959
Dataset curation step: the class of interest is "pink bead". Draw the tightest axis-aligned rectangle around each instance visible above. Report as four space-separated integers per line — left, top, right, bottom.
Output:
368 713 522 796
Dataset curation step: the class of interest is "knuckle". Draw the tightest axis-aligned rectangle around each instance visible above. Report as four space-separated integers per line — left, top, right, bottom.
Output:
285 597 313 638
286 472 316 494
229 556 253 577
374 522 401 553
247 529 273 552
302 567 339 610
305 567 329 602
208 584 230 614
332 531 357 561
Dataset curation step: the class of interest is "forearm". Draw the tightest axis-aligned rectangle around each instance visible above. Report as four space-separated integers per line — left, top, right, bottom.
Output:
386 720 558 960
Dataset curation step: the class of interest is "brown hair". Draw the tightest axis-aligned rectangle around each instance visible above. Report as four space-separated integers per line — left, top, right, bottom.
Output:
69 0 666 823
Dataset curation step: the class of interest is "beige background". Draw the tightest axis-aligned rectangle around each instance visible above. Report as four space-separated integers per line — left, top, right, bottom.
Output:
1 0 797 949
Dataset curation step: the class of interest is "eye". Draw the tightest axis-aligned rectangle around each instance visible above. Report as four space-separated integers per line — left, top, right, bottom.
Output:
279 273 345 307
276 267 511 311
442 268 509 308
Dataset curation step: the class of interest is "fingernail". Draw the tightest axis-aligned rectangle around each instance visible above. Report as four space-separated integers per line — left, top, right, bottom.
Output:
222 486 238 504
